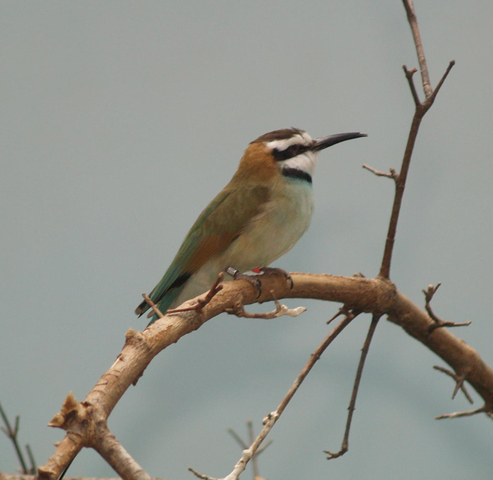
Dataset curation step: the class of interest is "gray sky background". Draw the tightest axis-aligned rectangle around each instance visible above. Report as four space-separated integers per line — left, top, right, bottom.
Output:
2 1 493 479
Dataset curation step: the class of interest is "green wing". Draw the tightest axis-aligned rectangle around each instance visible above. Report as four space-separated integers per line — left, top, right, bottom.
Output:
136 183 270 317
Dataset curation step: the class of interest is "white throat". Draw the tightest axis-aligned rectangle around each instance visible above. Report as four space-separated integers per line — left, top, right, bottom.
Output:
278 150 318 176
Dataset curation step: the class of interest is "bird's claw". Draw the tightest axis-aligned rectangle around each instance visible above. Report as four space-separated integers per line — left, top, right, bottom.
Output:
258 267 294 289
226 267 262 299
225 266 294 300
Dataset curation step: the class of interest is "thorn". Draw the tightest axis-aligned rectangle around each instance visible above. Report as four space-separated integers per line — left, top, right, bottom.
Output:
433 366 474 403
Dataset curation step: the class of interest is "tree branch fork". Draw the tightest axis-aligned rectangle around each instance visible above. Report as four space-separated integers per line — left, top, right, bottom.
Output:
37 272 493 480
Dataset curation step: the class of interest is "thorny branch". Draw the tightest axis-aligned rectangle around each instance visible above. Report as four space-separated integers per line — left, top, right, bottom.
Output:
333 0 456 463
377 57 454 279
370 0 455 280
33 272 493 480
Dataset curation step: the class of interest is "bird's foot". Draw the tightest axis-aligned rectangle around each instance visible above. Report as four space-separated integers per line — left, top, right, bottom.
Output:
225 266 294 299
254 267 294 289
225 266 262 299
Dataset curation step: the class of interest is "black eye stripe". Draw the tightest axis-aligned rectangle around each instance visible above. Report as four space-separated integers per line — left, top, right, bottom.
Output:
281 168 312 184
271 144 311 161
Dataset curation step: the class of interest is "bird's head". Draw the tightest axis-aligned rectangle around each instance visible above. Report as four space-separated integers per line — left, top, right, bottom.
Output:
236 128 366 184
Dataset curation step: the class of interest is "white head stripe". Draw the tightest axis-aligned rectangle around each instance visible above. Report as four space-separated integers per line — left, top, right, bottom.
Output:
264 131 313 152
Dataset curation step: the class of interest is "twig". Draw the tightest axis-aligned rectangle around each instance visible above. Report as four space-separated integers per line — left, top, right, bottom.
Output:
433 366 474 403
190 312 356 480
227 422 272 479
423 283 471 333
402 0 432 98
226 291 306 319
188 468 216 480
141 293 164 319
25 444 37 474
144 272 225 319
428 60 455 105
247 422 258 479
403 66 421 105
325 314 381 459
227 428 248 450
326 306 346 325
0 402 29 474
436 406 489 420
362 165 398 183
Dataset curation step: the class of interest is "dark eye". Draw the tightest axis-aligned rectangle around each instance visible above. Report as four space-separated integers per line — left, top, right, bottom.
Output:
272 144 307 161
286 145 301 157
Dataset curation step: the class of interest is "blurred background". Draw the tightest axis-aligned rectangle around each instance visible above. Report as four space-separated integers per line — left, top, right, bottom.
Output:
2 1 493 479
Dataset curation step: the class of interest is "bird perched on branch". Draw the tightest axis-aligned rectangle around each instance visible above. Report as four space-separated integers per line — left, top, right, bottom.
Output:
136 128 366 324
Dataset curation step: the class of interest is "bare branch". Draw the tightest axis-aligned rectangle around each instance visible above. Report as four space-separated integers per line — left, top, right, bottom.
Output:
227 428 248 450
362 164 398 182
402 0 432 97
325 314 380 459
188 468 217 480
0 402 30 475
378 5 454 279
141 293 164 320
227 422 272 480
403 65 421 106
428 60 455 105
34 271 493 480
95 425 150 480
436 406 489 420
25 444 37 474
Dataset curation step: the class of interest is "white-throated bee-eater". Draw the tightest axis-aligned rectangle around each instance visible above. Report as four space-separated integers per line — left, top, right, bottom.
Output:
136 128 366 324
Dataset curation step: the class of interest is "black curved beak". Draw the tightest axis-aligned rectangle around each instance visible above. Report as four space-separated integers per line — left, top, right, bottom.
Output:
312 132 367 152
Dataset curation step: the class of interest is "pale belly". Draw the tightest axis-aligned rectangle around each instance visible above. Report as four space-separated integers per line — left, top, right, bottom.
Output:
172 180 314 307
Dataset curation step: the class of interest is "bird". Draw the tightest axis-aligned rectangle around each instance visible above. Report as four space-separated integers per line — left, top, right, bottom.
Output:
136 128 366 324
